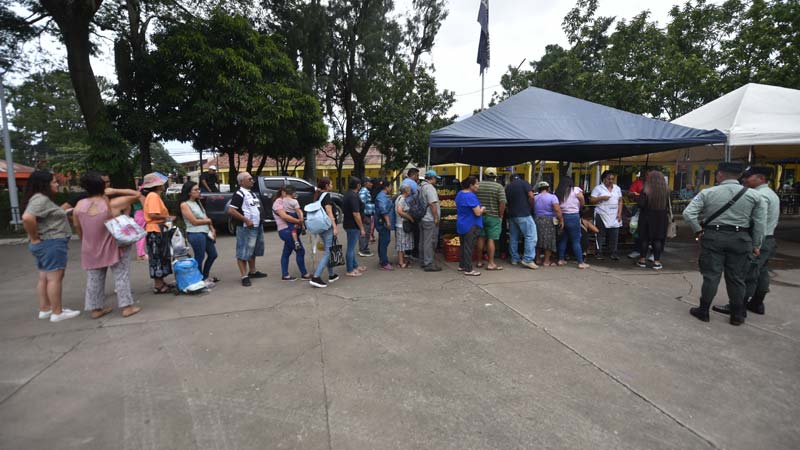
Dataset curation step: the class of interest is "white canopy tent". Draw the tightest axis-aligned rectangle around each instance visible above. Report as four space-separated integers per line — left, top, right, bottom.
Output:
620 83 800 165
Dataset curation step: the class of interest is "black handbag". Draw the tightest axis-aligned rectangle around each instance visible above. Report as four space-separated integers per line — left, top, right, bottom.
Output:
328 237 345 268
402 221 413 233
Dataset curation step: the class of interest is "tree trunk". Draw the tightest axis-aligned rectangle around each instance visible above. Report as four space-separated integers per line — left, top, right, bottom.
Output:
255 154 268 177
246 147 255 175
139 135 152 175
304 148 317 183
227 151 237 191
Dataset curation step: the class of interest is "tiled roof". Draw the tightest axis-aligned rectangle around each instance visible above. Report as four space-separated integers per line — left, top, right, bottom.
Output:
206 144 386 170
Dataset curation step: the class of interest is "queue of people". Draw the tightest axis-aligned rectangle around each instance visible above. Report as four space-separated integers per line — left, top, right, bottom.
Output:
22 162 781 329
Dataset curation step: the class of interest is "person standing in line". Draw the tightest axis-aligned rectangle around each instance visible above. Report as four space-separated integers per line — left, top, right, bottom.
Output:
309 178 340 288
199 165 219 193
419 170 442 272
401 168 421 259
590 170 623 260
358 177 375 257
456 176 485 276
22 171 80 323
475 167 506 271
227 172 268 287
180 181 218 284
505 174 538 269
374 179 395 270
683 162 766 325
635 171 670 270
132 197 147 261
533 181 563 267
712 166 780 317
342 177 367 277
555 176 589 269
142 172 175 294
394 183 414 268
74 172 143 319
272 186 310 281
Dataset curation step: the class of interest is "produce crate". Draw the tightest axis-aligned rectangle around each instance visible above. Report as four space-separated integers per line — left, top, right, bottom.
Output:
442 234 479 262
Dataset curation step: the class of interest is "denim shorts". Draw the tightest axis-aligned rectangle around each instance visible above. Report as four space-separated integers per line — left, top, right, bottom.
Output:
29 237 70 272
236 226 264 261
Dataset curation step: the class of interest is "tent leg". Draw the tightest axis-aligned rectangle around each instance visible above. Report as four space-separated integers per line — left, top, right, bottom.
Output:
426 146 431 169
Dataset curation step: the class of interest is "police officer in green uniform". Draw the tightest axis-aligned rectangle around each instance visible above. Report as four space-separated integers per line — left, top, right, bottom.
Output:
712 166 780 316
683 162 766 325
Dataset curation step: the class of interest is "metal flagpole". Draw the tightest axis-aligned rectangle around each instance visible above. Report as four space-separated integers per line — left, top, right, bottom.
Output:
1 76 22 229
479 71 484 182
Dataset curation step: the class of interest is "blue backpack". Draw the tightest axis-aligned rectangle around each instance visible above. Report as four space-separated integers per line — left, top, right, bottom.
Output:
304 192 332 235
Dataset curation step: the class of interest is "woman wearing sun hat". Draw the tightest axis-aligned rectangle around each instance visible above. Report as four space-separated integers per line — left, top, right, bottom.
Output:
142 172 175 293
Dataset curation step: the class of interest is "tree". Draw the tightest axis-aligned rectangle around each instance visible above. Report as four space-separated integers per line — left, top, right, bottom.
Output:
150 10 326 191
133 142 185 178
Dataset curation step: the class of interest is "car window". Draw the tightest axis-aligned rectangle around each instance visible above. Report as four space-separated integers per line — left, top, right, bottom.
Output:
263 179 285 190
289 179 314 193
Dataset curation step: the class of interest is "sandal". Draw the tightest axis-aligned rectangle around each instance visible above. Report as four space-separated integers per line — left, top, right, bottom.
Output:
577 263 590 269
463 270 481 276
556 260 568 266
346 271 362 277
153 284 172 294
476 262 484 268
121 306 141 318
90 307 113 319
398 262 409 269
486 265 504 271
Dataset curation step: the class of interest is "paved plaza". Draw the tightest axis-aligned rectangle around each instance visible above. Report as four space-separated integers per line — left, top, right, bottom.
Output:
1 224 798 450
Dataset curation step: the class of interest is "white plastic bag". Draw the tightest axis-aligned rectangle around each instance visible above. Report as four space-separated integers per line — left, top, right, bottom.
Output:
629 211 639 234
171 227 188 255
104 215 146 247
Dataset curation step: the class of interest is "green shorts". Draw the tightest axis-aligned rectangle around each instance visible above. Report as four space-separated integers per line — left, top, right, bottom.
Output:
479 215 502 240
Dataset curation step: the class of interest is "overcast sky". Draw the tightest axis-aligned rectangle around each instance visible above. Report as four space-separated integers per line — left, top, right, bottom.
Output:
15 0 722 162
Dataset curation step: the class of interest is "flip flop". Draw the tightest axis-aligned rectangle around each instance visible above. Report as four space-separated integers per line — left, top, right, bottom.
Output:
153 285 172 294
90 307 113 319
121 306 141 318
556 261 568 266
476 262 485 268
486 265 504 271
463 270 481 276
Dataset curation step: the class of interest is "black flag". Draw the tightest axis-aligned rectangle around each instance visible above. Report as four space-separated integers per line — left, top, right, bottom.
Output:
476 0 490 74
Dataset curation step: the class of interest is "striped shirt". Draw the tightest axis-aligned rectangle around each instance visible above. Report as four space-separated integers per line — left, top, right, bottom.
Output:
476 180 507 217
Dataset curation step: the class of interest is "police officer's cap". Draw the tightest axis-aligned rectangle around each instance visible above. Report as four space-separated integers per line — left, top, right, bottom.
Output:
716 162 744 175
743 166 773 178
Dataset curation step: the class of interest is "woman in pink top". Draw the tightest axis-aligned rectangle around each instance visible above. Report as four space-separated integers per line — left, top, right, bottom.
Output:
73 172 144 319
555 176 589 269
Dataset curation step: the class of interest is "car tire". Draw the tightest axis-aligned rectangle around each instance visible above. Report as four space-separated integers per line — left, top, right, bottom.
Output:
333 203 344 225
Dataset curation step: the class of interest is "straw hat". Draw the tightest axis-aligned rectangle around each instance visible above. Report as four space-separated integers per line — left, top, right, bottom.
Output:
141 172 168 189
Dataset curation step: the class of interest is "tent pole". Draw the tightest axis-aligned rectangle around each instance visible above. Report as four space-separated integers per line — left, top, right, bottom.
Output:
479 71 484 182
426 146 431 169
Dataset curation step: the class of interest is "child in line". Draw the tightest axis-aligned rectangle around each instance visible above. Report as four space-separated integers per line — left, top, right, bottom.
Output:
282 185 305 250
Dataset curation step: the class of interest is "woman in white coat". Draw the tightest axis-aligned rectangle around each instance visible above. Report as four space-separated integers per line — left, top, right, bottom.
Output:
590 170 623 260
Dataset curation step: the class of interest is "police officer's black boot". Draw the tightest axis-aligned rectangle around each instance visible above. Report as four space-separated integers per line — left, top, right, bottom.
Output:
747 293 766 315
729 303 746 326
712 303 747 318
690 307 710 322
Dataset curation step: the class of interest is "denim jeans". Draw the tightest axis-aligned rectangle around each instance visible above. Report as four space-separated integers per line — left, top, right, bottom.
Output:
279 228 308 277
360 215 373 252
346 228 361 273
557 213 583 263
377 222 391 266
508 216 537 263
187 232 218 279
313 228 335 278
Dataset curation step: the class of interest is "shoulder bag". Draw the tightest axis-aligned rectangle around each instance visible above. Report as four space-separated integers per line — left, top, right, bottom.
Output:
700 186 749 230
328 236 345 268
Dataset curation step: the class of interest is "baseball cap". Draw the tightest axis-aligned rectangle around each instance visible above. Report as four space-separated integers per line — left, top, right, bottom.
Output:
484 167 497 177
208 165 217 171
535 181 550 190
424 169 441 180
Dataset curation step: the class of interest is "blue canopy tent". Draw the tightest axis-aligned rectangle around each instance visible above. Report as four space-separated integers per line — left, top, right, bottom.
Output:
428 87 727 166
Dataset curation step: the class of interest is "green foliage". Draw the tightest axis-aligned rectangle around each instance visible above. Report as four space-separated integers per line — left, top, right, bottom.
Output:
8 70 90 169
493 0 800 120
149 9 326 188
132 142 186 178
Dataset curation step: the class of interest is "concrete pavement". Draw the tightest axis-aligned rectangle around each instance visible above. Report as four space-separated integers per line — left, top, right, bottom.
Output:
0 231 798 450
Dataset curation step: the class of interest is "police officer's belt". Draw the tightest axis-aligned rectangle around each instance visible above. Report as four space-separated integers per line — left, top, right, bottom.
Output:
700 186 749 230
707 225 749 232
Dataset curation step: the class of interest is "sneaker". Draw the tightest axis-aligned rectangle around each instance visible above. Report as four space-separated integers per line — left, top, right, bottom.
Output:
510 261 519 266
281 276 298 281
358 250 374 257
310 277 327 288
38 310 52 320
248 271 268 279
328 274 340 283
637 261 647 268
647 254 655 262
301 274 312 280
652 263 663 270
627 251 641 259
520 261 539 270
50 309 80 323
241 276 252 287
423 265 442 272
204 279 216 288
294 241 302 250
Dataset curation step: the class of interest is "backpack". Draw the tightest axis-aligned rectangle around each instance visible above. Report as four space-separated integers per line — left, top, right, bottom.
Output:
303 192 332 235
406 187 428 221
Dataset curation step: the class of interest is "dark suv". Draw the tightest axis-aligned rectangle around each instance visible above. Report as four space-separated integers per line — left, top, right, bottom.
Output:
202 176 343 234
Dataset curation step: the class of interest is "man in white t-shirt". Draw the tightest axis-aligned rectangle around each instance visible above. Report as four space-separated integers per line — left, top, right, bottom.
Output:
590 170 623 260
227 172 268 286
